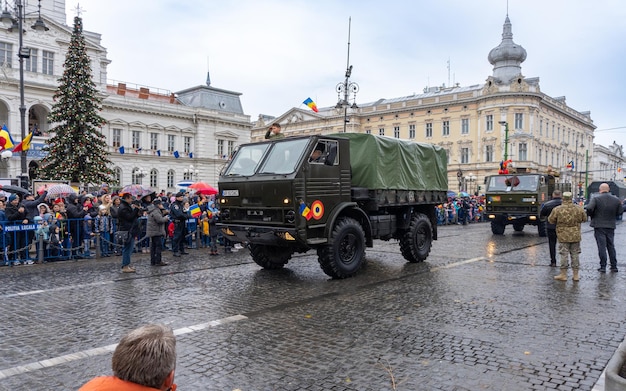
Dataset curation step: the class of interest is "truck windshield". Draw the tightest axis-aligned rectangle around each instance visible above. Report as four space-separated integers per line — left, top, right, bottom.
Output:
223 143 269 176
487 175 539 191
258 138 309 174
223 139 310 176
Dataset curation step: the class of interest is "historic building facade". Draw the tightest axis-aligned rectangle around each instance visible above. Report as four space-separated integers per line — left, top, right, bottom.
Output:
0 1 251 190
251 16 598 194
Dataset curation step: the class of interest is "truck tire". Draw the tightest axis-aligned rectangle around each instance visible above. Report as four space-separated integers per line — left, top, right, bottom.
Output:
250 244 292 270
491 218 506 235
537 219 547 237
513 222 524 232
400 213 432 263
317 217 366 279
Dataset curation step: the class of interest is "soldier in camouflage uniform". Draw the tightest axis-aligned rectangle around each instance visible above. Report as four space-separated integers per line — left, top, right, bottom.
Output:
548 192 588 281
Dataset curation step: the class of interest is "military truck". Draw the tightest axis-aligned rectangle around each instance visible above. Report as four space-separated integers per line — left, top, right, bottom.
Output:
484 172 571 236
216 133 448 279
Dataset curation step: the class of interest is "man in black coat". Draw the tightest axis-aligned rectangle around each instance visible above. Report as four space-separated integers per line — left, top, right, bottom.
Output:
65 193 88 259
169 191 189 257
586 183 624 272
540 190 563 267
5 194 29 263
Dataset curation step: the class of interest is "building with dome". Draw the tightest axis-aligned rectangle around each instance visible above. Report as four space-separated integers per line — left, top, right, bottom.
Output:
250 14 597 195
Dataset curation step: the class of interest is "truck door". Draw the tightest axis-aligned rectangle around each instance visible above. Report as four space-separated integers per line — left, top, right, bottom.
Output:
302 139 343 227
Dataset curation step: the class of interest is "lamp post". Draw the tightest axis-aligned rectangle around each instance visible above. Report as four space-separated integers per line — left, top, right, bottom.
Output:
465 173 476 195
498 121 509 162
575 136 584 198
1 0 48 189
335 17 358 133
132 168 147 184
184 164 199 181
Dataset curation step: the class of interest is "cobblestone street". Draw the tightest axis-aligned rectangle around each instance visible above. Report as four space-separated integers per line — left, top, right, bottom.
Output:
0 222 624 390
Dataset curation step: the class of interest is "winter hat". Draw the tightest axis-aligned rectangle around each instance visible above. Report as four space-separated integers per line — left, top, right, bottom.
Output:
37 203 51 213
8 194 17 202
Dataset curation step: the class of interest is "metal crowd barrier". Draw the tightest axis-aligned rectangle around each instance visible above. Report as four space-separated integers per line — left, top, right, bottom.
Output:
0 217 204 266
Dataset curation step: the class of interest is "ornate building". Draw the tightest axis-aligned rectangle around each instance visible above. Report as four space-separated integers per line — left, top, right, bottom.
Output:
0 1 251 190
251 15 597 194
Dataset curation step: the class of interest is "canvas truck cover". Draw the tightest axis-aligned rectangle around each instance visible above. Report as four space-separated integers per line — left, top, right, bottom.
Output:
330 133 448 191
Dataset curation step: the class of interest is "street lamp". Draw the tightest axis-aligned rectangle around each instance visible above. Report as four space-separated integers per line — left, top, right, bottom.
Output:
184 164 199 181
574 136 584 198
498 121 509 162
465 173 477 195
1 0 48 189
132 167 147 184
335 17 358 133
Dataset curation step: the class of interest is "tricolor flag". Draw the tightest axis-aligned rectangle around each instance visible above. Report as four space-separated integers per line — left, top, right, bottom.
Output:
566 160 574 170
299 202 313 220
12 131 33 152
156 150 161 156
189 204 201 218
189 152 193 158
119 146 125 154
135 147 142 153
173 151 180 158
0 124 15 150
303 97 318 113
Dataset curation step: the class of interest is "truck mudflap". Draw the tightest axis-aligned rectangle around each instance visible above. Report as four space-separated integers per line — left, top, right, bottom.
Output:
219 224 302 247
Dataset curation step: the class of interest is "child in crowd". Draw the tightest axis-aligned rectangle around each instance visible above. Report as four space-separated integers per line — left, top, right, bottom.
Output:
95 205 112 257
82 215 95 258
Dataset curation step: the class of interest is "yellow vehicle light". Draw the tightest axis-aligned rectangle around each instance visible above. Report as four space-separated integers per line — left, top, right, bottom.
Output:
488 214 496 219
491 196 501 202
222 228 235 236
529 216 537 221
283 198 290 204
284 232 296 241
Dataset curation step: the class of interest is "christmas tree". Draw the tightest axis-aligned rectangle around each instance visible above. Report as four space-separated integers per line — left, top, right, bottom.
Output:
38 16 114 185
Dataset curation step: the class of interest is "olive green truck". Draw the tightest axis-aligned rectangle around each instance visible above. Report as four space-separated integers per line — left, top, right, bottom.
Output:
217 133 448 279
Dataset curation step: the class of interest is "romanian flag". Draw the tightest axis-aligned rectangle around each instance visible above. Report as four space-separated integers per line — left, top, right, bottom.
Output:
566 160 574 170
189 204 201 218
0 124 14 150
303 97 319 113
299 202 313 220
12 132 33 153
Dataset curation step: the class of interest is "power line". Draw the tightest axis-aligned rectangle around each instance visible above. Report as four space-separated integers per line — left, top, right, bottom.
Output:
595 126 626 132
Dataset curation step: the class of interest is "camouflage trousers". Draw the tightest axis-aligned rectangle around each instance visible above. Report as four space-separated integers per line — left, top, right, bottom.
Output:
558 241 581 269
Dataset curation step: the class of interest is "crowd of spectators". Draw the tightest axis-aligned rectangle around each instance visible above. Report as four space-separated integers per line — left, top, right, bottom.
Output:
0 184 235 266
436 194 486 225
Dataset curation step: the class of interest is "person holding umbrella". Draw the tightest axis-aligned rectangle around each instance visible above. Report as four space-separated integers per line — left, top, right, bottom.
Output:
117 192 141 273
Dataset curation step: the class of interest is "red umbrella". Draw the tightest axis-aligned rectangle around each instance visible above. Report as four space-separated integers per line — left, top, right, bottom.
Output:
189 181 218 195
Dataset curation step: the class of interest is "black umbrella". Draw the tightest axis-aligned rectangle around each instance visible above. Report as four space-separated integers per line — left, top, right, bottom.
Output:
0 184 29 196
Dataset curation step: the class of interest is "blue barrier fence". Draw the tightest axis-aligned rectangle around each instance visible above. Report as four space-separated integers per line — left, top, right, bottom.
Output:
0 217 207 266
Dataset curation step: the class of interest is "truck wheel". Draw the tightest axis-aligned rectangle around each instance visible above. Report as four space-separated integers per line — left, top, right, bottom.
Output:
491 218 506 235
513 222 524 232
250 244 293 269
400 213 432 263
537 220 547 237
317 217 366 279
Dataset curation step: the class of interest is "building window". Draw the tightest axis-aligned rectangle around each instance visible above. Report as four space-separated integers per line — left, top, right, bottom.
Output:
167 170 174 188
228 140 235 156
25 48 37 72
442 120 450 136
486 115 493 131
378 127 385 136
150 169 158 188
42 50 54 75
538 149 542 165
518 142 527 161
514 114 523 130
365 129 371 135
425 123 432 138
167 135 175 152
183 136 191 154
409 124 415 139
461 118 469 135
131 131 141 149
131 167 143 185
485 145 493 162
461 147 469 164
113 167 121 185
217 139 224 157
183 170 192 181
539 119 543 136
112 128 121 148
0 42 12 67
393 126 400 138
150 133 158 150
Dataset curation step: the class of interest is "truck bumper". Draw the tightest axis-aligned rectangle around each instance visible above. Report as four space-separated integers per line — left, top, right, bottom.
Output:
218 224 301 246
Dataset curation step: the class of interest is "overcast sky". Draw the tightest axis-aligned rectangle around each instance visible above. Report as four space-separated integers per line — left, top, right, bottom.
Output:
65 0 626 149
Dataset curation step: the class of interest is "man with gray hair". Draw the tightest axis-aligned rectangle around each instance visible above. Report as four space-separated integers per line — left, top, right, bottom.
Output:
79 324 177 390
586 182 624 272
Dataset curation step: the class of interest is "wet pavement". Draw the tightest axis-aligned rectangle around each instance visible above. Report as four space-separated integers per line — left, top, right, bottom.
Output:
0 221 624 390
